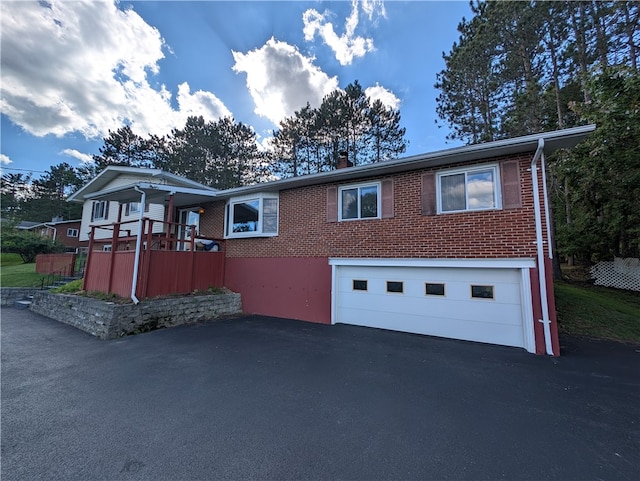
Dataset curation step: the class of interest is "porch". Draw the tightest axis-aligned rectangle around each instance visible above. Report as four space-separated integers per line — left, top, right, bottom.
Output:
83 218 225 302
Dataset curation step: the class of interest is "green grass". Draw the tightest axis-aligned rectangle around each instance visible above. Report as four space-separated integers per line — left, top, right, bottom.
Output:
0 261 45 288
1 252 25 267
555 280 640 343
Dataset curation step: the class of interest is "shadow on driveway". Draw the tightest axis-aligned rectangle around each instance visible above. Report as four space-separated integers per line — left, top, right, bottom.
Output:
2 308 639 481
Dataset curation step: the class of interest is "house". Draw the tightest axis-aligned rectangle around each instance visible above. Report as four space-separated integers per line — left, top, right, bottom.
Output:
71 125 596 355
17 217 86 252
68 166 218 249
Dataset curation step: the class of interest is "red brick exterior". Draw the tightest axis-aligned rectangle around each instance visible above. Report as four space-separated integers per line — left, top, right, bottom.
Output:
201 153 550 261
198 152 557 355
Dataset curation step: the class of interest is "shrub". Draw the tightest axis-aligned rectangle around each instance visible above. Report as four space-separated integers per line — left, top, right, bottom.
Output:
1 231 65 263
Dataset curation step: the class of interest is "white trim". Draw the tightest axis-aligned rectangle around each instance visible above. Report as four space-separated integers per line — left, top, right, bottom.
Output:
520 268 536 353
329 258 536 269
224 192 279 239
331 264 338 325
338 181 381 221
436 163 502 214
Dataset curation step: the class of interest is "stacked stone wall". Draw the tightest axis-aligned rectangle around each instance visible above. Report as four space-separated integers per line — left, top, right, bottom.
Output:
30 291 242 339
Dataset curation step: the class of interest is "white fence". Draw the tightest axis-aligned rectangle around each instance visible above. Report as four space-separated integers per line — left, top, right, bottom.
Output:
590 257 640 292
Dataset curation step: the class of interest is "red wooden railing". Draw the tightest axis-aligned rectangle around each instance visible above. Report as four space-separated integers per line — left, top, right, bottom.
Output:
83 218 225 300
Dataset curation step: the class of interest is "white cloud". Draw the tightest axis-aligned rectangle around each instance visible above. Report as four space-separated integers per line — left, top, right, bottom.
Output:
303 0 385 66
0 1 230 139
1 154 13 165
232 38 339 126
60 148 93 164
365 83 400 110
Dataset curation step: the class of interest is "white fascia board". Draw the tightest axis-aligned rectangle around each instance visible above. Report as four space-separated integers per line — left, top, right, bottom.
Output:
328 258 537 269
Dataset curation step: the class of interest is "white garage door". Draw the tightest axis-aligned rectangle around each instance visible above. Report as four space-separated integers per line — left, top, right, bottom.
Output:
334 265 527 348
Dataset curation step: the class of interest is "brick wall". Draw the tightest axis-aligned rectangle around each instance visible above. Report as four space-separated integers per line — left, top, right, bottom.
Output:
201 153 550 260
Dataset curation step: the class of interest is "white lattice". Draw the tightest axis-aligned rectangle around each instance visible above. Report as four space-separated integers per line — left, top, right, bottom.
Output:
590 257 640 292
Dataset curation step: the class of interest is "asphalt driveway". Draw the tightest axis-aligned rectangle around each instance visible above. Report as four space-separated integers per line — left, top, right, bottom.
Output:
1 308 639 481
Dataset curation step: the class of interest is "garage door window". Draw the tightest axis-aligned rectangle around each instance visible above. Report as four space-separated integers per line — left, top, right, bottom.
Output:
386 281 403 293
353 280 368 291
471 285 494 299
425 283 445 296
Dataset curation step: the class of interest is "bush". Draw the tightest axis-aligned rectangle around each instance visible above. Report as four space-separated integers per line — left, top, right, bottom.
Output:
0 230 65 263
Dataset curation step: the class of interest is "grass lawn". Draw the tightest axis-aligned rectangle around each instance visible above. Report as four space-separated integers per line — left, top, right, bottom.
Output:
555 280 640 344
1 254 45 287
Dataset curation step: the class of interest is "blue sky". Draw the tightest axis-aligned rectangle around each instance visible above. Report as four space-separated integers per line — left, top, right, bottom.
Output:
1 0 472 180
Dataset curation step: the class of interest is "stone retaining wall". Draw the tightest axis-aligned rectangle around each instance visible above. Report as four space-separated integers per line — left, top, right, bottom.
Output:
1 288 42 307
30 291 242 339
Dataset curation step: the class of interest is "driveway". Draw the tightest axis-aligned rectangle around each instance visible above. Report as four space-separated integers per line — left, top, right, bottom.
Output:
1 308 639 481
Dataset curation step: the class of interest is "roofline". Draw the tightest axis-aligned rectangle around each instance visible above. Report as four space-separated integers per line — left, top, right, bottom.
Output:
214 125 596 199
68 166 216 203
84 182 219 201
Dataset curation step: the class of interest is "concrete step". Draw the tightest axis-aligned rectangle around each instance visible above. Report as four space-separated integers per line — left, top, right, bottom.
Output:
14 300 32 309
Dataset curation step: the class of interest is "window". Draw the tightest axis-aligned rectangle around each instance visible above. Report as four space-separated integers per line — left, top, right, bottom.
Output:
67 228 79 238
471 285 494 299
353 280 368 291
437 165 500 213
386 281 403 293
103 244 112 252
225 194 279 238
92 201 109 221
126 202 141 215
339 183 380 220
425 283 445 296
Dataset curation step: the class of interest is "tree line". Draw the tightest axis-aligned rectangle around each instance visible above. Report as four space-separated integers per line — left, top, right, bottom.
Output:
435 0 639 264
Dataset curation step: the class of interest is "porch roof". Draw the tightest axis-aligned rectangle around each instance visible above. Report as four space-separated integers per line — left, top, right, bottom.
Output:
84 182 218 207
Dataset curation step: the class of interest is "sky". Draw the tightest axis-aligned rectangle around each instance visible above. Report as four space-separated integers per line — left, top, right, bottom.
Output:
0 0 472 180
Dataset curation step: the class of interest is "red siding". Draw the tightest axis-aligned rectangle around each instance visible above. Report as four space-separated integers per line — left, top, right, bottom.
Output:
35 253 76 276
143 251 224 298
224 257 331 324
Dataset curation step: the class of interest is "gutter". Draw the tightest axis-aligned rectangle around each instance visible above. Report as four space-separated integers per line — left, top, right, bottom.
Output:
531 138 554 355
130 186 146 305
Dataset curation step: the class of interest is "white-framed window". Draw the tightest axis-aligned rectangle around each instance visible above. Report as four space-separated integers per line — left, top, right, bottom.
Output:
92 201 109 221
338 182 381 221
437 165 501 213
126 202 141 215
103 244 112 252
67 228 79 238
225 193 279 238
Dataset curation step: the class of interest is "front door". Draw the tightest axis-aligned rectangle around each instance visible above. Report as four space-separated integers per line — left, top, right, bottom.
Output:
178 208 200 250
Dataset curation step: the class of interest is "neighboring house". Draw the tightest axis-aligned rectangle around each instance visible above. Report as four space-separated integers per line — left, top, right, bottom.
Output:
17 218 86 252
67 166 217 248
73 125 596 355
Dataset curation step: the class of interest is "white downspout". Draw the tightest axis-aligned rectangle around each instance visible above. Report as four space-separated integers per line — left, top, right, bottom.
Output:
541 152 553 259
531 138 554 355
130 186 146 305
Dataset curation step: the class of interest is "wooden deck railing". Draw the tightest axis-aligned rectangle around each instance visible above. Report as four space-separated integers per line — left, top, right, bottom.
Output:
83 218 225 299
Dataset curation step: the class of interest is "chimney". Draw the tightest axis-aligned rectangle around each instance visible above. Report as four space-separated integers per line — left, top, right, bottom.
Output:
337 151 353 169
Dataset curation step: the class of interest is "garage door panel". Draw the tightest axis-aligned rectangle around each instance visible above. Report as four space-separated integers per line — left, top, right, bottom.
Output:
338 307 524 347
335 265 526 348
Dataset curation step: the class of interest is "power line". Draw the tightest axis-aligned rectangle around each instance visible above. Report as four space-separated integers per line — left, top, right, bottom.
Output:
0 166 48 174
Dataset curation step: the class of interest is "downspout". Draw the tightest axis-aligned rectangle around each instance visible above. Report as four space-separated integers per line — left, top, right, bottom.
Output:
531 138 554 355
541 152 553 258
131 186 146 305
